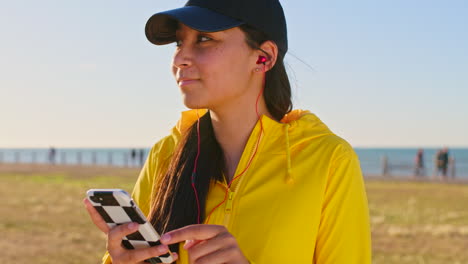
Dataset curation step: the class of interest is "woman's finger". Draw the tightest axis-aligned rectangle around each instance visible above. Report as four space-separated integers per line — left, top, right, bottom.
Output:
83 198 110 233
194 247 239 264
183 239 203 250
161 224 226 245
186 232 235 262
120 244 175 264
107 222 140 252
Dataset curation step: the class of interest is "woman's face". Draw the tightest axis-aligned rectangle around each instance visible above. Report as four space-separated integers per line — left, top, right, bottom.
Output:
172 24 257 110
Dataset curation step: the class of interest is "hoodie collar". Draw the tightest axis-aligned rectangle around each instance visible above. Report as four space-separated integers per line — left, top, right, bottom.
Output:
173 109 327 184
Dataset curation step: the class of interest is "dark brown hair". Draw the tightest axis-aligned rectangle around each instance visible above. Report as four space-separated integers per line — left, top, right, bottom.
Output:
147 24 292 253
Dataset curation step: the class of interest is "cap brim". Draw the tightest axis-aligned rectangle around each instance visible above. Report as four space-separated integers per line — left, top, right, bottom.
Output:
145 6 243 45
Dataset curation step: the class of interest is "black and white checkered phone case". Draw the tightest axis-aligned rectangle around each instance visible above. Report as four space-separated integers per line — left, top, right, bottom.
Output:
87 189 174 264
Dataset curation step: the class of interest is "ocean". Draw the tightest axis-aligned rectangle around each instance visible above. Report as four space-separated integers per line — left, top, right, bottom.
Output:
1 148 467 178
354 148 468 178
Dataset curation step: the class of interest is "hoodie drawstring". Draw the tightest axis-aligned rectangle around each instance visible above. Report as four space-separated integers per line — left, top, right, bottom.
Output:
284 124 294 184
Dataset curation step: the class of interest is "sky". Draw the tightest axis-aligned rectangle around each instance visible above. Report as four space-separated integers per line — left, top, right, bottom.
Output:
1 0 467 148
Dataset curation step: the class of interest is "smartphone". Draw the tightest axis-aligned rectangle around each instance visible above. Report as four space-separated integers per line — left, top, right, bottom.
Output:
86 189 174 264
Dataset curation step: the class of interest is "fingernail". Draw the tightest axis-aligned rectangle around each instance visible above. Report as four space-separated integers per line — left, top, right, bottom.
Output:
183 240 193 250
172 252 178 259
128 223 138 230
161 233 171 242
156 245 168 253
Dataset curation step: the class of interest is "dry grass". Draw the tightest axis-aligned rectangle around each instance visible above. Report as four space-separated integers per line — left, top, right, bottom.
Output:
367 179 468 264
1 165 468 263
0 165 138 264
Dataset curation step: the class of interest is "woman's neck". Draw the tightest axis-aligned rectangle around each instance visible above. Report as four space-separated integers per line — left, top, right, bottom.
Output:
209 98 271 182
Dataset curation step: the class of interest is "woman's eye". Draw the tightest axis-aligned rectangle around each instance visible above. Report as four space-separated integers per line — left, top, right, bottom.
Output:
174 36 211 47
198 35 212 43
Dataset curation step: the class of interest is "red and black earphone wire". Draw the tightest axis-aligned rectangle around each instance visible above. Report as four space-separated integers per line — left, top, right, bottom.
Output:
191 57 267 225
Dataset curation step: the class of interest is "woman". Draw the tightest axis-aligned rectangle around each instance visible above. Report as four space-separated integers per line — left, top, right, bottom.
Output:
84 0 371 263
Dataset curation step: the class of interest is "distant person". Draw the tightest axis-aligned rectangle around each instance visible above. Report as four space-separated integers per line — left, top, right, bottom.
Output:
48 147 56 165
437 147 449 179
413 148 425 177
130 149 137 166
381 155 389 176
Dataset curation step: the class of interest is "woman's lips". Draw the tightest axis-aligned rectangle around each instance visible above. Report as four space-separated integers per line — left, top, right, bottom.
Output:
178 79 199 86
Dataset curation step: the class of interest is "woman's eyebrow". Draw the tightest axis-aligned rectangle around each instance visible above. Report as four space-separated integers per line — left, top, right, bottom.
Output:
174 30 188 40
175 28 227 40
207 30 227 36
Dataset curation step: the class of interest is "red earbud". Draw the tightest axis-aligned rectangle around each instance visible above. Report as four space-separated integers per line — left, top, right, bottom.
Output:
256 56 267 65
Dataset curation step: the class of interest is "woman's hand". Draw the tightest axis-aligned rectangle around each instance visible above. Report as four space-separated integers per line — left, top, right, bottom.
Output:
83 198 178 264
160 224 249 264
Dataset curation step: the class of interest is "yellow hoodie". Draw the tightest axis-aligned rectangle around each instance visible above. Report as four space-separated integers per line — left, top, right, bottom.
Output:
102 109 371 263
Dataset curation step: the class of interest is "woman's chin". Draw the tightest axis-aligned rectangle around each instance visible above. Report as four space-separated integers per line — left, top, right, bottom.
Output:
182 96 207 110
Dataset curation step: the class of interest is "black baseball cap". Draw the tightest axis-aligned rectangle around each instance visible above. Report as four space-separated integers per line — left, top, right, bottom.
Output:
145 0 288 58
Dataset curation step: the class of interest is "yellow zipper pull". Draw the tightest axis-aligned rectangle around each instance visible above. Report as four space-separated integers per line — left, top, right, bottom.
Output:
225 190 234 213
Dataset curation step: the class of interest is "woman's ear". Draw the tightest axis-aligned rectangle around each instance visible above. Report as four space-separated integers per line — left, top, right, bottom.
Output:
258 40 279 72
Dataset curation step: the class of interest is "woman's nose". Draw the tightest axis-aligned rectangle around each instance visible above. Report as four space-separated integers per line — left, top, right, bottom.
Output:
172 45 193 69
